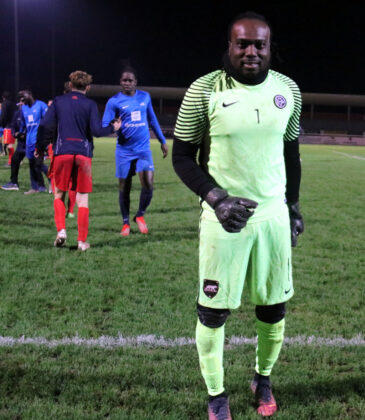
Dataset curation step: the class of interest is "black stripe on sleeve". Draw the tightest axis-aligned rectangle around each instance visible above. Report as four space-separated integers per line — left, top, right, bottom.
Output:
284 137 301 203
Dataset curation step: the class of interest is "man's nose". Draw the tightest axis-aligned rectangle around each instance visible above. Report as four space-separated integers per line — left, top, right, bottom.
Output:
245 44 257 56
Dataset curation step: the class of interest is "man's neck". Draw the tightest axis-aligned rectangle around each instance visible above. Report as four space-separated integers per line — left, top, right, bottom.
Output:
121 90 136 97
71 89 86 94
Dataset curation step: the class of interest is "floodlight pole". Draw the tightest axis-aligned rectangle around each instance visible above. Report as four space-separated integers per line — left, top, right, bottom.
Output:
14 0 20 94
51 1 56 97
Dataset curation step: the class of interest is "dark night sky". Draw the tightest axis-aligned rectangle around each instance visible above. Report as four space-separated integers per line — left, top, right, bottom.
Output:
0 0 364 101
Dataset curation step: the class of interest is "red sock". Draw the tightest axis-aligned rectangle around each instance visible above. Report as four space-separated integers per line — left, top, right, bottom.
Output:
77 207 89 241
8 147 14 165
68 189 76 213
54 198 66 231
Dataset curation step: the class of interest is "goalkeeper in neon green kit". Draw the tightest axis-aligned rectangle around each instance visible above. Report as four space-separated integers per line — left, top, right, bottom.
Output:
172 11 304 419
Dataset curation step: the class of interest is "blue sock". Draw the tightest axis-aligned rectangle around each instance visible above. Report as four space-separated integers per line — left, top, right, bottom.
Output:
119 190 130 224
136 188 153 217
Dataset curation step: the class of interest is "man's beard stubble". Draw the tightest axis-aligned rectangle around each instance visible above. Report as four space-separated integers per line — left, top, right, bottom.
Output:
222 51 270 85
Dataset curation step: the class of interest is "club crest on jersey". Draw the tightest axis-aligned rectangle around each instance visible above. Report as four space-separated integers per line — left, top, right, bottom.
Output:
203 279 219 299
274 95 287 109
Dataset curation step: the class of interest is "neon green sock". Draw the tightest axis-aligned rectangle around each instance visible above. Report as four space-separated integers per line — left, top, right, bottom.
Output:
196 319 225 396
255 318 285 376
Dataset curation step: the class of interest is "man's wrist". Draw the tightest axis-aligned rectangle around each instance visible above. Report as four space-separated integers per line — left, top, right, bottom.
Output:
287 201 302 219
204 187 229 209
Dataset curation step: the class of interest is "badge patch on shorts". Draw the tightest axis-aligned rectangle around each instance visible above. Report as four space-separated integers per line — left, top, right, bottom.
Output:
274 95 287 109
203 279 219 299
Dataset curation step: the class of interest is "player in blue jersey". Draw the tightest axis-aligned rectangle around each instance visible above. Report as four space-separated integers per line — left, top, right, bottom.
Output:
18 90 49 194
102 67 168 236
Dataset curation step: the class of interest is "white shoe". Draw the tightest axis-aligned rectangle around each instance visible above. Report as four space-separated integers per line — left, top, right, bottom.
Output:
24 188 39 195
54 229 67 247
77 241 90 251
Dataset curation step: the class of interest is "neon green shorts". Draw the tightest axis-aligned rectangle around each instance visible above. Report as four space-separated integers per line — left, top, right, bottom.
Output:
198 208 293 309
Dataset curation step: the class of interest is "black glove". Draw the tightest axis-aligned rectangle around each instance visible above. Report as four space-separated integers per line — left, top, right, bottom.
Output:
287 201 304 247
205 187 258 233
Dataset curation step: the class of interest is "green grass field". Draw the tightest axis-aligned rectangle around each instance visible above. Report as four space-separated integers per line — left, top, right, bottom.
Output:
0 140 364 419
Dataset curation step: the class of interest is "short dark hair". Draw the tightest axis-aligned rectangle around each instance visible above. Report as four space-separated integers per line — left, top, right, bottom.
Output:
227 11 272 41
18 89 32 99
120 66 137 80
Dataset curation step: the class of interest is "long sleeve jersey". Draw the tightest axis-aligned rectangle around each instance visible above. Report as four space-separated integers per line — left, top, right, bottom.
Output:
38 91 113 157
21 100 48 158
173 69 302 223
102 90 166 153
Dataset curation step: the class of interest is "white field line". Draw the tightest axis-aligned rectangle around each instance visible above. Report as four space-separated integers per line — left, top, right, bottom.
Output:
332 151 365 160
0 334 363 349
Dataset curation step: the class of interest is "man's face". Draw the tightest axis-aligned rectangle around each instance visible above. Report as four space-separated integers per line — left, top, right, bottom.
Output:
120 72 137 95
19 91 33 106
228 19 271 80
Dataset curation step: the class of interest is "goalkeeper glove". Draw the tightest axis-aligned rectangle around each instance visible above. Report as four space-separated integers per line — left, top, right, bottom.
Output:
205 187 258 233
287 201 304 247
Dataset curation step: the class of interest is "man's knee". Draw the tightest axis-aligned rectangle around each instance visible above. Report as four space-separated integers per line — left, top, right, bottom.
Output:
139 170 154 190
119 178 127 191
197 303 230 328
255 302 286 324
76 192 88 208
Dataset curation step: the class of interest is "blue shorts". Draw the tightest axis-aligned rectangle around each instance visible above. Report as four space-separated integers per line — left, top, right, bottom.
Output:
115 148 154 179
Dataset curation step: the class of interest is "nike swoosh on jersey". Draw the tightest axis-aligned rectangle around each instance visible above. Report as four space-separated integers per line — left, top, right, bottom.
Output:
222 101 239 108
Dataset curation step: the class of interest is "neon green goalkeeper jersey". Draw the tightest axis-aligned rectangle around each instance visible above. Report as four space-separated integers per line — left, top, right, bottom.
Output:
174 69 302 222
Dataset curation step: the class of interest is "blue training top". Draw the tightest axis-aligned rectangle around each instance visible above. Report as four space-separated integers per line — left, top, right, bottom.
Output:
102 90 166 153
21 100 48 157
39 91 113 158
